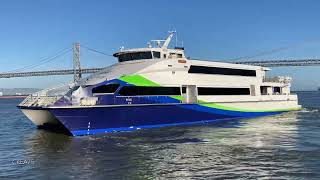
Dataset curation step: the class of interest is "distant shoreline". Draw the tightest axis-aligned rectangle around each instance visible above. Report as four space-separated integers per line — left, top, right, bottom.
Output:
0 96 28 99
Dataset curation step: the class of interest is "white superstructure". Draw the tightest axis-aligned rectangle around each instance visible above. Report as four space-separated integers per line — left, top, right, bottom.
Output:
19 32 301 132
75 31 300 112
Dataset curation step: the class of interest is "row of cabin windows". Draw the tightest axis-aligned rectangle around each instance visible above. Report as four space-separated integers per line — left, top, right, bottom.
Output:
117 51 183 62
92 84 120 94
118 86 181 96
198 87 250 95
92 84 250 96
118 51 161 62
188 65 257 77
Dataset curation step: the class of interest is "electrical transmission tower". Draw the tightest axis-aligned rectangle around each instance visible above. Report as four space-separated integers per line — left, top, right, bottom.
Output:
73 42 81 82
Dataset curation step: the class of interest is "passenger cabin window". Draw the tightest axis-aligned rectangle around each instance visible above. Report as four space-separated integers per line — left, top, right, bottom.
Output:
273 87 281 94
188 65 256 77
118 51 152 62
153 51 161 59
92 84 120 94
260 86 268 95
118 86 181 96
198 87 250 95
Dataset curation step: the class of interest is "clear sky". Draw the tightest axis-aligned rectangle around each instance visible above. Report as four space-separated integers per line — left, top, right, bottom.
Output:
1 0 320 90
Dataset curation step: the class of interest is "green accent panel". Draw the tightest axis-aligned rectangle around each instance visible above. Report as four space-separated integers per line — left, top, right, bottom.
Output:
118 75 301 113
119 75 160 86
170 95 185 101
201 103 247 112
200 103 301 112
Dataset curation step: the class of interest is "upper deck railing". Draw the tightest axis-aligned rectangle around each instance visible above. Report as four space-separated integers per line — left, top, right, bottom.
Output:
263 76 292 83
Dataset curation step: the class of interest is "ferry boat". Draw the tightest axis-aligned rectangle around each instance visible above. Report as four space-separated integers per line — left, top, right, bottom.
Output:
17 32 301 136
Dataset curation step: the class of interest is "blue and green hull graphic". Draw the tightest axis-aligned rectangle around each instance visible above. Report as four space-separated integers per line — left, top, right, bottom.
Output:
45 75 299 136
49 103 282 136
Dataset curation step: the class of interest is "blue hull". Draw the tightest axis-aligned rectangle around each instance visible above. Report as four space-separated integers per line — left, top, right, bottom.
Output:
47 104 282 136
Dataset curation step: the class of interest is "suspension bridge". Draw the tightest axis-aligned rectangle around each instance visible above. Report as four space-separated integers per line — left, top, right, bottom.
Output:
1 43 320 79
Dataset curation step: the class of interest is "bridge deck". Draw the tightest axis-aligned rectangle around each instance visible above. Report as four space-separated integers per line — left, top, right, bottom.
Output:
0 68 104 78
1 59 320 78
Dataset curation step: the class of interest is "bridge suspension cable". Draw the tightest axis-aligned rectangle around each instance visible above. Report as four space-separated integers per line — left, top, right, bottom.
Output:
6 47 72 73
229 39 320 61
81 45 114 57
0 43 116 79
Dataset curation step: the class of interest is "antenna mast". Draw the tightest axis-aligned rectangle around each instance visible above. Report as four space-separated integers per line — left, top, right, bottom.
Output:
162 31 176 49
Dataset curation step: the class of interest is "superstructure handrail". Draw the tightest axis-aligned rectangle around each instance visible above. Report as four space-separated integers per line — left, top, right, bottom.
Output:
19 95 61 107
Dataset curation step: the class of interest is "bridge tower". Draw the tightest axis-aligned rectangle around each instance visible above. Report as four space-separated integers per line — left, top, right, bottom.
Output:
73 42 81 82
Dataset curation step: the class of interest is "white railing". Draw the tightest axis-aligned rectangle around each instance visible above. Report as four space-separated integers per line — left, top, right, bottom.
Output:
34 82 72 97
263 76 292 84
19 95 61 107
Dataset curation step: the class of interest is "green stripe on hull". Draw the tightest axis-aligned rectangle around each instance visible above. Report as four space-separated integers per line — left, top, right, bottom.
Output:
119 75 159 86
118 75 301 113
200 103 301 112
119 75 185 100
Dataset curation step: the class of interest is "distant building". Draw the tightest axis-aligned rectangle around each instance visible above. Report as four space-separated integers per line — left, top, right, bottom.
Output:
0 92 3 96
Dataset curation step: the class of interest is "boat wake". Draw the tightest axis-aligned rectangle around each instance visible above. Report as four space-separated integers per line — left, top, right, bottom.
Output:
299 108 319 113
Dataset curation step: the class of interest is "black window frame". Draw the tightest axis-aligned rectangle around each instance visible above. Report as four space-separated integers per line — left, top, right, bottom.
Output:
188 65 256 77
118 51 153 62
273 87 281 94
118 86 182 96
198 87 250 95
92 84 120 94
153 51 161 59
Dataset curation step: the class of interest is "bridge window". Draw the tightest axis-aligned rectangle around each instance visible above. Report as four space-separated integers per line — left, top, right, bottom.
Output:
168 53 176 59
92 84 120 94
188 65 256 77
153 51 161 58
118 52 152 62
198 87 250 95
118 86 181 96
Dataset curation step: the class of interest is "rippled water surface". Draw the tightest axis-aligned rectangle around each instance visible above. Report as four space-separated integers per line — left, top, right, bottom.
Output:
1 91 320 179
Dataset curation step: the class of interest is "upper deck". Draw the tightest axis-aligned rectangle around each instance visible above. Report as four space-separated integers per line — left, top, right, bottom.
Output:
112 32 268 71
113 31 186 62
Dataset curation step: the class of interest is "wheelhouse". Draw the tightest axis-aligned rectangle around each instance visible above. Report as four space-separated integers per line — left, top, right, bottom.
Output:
113 51 161 62
113 31 186 63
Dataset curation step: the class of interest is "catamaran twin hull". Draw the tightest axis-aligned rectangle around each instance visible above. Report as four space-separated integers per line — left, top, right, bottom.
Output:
18 100 297 136
18 75 300 136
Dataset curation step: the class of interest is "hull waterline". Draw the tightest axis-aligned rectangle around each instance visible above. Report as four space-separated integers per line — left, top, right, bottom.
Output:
18 104 289 136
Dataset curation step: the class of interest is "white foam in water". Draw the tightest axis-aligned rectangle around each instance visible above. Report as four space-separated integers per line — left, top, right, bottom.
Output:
299 108 319 113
